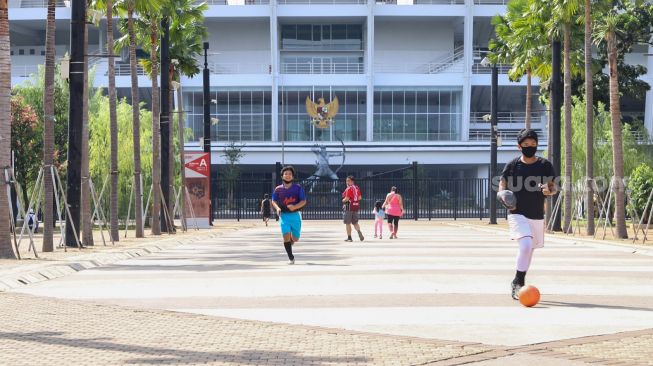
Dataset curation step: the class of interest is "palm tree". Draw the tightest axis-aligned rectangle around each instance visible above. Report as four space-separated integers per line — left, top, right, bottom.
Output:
490 0 548 129
115 0 157 238
81 17 93 246
584 0 595 235
167 0 207 229
0 0 15 258
106 0 119 241
551 0 582 234
89 0 120 241
145 16 162 235
42 0 56 252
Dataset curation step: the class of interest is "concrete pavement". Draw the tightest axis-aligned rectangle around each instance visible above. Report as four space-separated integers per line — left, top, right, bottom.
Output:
5 220 653 365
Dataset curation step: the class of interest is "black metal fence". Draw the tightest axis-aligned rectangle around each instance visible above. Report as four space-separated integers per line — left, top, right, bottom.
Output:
213 178 507 220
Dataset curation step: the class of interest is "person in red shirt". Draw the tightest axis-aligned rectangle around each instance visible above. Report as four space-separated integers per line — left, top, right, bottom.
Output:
342 175 364 242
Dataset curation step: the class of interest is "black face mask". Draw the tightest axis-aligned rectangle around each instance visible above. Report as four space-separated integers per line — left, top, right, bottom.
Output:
521 146 537 158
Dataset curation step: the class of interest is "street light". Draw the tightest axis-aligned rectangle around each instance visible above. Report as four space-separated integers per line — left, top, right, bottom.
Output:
481 56 499 225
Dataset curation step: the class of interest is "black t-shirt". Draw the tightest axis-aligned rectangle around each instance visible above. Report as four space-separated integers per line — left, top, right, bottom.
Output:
501 156 557 220
262 199 271 214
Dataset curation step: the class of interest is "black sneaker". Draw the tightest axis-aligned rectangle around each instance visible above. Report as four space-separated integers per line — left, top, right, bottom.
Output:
357 231 365 241
344 238 353 242
511 282 522 300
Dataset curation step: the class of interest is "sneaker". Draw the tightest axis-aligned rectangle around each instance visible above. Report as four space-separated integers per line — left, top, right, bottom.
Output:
288 259 295 265
358 231 365 241
511 282 522 300
379 236 382 239
344 238 353 242
374 234 377 238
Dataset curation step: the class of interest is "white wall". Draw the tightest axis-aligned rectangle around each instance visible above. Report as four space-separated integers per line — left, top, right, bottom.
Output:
205 21 271 68
374 20 454 66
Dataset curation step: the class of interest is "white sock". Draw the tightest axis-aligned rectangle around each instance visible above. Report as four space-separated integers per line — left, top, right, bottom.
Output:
516 236 535 272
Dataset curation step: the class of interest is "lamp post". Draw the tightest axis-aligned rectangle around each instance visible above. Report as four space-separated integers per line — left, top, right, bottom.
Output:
203 42 213 225
481 56 498 225
65 0 86 246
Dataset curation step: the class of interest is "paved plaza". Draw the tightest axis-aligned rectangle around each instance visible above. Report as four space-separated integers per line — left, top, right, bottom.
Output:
2 220 653 365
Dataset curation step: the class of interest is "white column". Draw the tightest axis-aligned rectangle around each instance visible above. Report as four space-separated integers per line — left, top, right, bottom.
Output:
461 0 473 142
270 1 279 142
644 45 653 136
366 0 374 142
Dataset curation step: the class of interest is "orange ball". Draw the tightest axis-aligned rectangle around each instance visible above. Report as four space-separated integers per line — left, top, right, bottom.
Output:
519 285 540 307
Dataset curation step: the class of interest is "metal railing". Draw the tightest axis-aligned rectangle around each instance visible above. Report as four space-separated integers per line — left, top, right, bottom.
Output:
208 63 270 74
114 63 146 76
214 178 506 221
279 0 365 3
376 0 464 4
474 0 508 4
281 62 364 74
376 47 464 74
468 129 547 142
12 0 68 8
197 0 269 4
470 111 546 125
11 65 40 78
472 50 511 74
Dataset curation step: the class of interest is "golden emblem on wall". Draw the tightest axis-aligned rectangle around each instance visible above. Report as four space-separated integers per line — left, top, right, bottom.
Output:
306 96 339 129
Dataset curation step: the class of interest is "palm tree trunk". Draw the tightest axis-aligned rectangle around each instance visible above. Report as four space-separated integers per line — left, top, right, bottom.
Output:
177 85 187 230
168 83 175 230
563 25 573 234
584 0 595 235
150 22 161 236
525 68 532 129
107 0 119 241
128 4 144 238
0 0 14 258
607 30 628 239
81 23 93 246
42 0 56 252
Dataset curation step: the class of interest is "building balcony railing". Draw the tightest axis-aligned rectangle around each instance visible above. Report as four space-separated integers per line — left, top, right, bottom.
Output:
209 62 271 74
281 62 364 74
9 0 68 8
473 0 508 4
279 0 365 3
11 64 40 78
470 111 546 126
375 0 464 4
375 61 464 74
114 63 146 76
469 129 547 142
472 50 511 74
196 0 269 5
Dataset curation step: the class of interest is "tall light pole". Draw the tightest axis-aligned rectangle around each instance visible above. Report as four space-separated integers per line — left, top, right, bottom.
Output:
482 56 498 225
203 42 213 225
65 0 86 246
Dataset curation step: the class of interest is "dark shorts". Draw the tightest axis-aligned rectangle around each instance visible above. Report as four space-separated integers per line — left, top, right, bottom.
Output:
387 215 400 225
343 211 359 225
262 210 271 218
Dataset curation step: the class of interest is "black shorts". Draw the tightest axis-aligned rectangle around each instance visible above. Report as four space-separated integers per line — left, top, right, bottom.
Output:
262 210 271 218
387 215 400 225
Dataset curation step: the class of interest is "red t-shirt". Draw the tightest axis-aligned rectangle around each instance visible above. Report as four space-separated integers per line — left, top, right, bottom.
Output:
343 185 361 211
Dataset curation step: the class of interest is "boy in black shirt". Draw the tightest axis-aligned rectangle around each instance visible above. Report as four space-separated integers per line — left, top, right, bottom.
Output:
499 129 558 300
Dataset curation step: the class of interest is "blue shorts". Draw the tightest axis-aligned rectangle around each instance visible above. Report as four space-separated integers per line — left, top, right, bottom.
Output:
280 212 302 239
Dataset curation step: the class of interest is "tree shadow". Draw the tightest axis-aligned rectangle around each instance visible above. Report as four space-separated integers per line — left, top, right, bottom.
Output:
0 331 369 365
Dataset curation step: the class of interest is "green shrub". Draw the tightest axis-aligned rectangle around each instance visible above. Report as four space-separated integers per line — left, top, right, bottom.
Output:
629 163 653 224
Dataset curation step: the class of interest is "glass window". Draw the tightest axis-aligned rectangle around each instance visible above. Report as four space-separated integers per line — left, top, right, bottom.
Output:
374 88 462 142
297 25 311 41
332 25 346 40
313 25 321 42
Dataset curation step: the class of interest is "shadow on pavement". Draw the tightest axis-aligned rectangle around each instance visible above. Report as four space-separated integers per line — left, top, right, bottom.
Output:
0 331 369 365
539 300 653 312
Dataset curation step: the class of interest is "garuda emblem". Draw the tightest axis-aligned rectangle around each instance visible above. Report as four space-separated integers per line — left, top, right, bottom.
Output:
306 96 339 129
